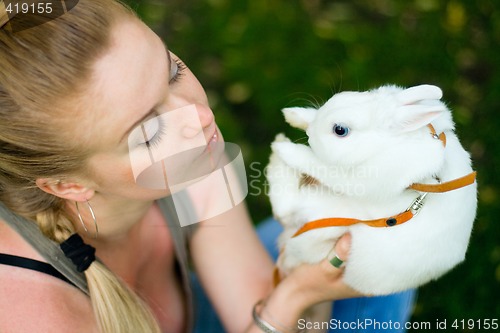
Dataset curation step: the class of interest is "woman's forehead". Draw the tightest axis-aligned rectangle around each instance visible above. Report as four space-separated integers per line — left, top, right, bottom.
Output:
84 20 169 141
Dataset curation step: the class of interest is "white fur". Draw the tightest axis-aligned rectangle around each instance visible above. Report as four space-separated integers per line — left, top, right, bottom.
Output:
266 84 477 295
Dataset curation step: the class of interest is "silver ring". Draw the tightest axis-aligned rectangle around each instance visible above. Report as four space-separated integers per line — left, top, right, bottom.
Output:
330 255 344 268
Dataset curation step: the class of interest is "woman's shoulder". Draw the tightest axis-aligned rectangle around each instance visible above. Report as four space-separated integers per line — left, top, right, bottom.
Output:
0 219 99 332
0 218 46 260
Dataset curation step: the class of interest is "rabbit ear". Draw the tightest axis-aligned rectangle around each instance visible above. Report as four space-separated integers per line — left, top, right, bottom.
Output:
282 107 316 130
392 104 446 132
396 85 443 105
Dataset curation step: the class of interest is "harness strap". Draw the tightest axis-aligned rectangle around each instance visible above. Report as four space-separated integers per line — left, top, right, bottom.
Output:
290 124 477 239
410 171 477 193
428 123 447 147
292 210 413 237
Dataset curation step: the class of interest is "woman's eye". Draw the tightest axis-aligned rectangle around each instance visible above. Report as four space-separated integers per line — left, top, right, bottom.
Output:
333 123 350 137
169 58 186 83
138 118 160 145
169 60 178 81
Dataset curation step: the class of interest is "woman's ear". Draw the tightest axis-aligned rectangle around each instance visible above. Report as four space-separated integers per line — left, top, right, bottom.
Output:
35 178 95 202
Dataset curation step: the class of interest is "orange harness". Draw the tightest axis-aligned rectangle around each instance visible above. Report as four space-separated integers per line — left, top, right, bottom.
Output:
291 124 477 238
273 170 477 285
273 124 476 285
292 171 476 237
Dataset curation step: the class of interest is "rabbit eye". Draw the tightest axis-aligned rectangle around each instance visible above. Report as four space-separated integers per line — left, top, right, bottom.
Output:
333 124 350 137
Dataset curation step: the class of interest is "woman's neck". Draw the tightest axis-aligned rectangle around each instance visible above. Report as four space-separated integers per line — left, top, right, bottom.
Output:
67 195 163 284
68 195 183 330
71 194 154 241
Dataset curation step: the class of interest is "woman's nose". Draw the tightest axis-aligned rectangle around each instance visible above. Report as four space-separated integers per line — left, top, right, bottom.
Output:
168 91 213 122
171 103 214 139
195 103 214 129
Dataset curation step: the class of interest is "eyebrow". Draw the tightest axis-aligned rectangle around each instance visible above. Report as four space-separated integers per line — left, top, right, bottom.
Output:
120 44 171 143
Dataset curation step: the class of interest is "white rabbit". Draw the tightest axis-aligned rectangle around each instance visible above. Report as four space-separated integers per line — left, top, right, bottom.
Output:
266 84 477 295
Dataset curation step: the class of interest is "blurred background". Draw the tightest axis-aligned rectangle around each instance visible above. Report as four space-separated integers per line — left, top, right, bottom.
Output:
125 0 499 329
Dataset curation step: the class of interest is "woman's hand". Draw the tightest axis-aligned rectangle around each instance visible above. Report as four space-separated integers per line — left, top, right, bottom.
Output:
248 234 362 332
282 233 362 308
191 201 361 332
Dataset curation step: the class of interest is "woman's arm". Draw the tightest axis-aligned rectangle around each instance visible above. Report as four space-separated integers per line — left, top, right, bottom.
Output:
190 202 358 332
190 202 275 331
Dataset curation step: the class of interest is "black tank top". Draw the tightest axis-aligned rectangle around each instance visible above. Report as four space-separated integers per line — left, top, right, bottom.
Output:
0 253 75 286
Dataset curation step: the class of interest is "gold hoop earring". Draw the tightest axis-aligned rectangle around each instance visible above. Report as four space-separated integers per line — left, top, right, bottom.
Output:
75 200 99 239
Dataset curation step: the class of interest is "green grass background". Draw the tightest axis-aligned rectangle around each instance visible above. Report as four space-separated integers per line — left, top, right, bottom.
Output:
126 0 499 329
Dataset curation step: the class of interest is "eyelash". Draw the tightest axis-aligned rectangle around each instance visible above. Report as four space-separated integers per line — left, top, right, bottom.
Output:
140 57 185 147
170 58 187 84
142 115 167 149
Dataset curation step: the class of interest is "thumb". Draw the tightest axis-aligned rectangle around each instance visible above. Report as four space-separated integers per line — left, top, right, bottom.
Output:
321 233 352 272
334 233 351 261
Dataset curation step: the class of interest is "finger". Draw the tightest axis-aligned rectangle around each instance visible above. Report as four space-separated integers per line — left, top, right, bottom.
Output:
325 233 351 269
334 233 351 261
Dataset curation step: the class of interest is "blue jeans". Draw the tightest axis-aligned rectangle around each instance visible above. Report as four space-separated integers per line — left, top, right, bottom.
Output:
192 218 416 332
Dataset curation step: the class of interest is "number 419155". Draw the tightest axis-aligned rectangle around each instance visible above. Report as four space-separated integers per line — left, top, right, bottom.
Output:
452 319 498 330
6 2 53 15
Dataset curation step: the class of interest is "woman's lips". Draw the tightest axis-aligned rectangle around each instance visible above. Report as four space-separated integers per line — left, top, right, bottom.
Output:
205 128 219 152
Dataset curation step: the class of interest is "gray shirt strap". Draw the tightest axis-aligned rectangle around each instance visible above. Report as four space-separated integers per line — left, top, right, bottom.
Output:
0 201 89 294
156 193 197 332
1 195 197 329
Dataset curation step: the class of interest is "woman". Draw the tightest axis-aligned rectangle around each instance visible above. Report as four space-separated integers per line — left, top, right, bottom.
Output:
0 1 359 332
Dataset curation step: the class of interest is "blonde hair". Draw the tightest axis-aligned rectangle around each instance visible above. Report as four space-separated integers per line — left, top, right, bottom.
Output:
0 1 162 332
0 1 7 28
